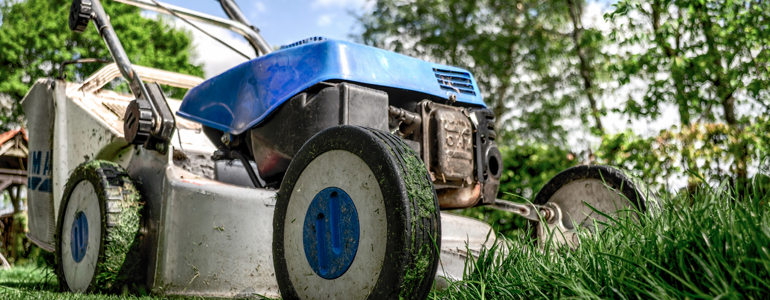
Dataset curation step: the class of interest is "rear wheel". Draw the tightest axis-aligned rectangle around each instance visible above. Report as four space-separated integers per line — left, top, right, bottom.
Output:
56 161 143 293
274 125 441 300
534 165 655 234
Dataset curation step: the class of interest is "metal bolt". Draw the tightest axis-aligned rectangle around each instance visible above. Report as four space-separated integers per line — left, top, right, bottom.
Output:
448 94 457 102
539 209 550 221
221 133 231 145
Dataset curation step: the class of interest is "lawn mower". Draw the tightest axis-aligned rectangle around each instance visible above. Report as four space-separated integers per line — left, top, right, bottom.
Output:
21 0 656 299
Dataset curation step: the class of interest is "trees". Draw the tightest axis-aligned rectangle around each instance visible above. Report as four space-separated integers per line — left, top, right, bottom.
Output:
608 0 770 190
0 0 204 132
358 0 616 236
609 0 770 127
358 0 612 144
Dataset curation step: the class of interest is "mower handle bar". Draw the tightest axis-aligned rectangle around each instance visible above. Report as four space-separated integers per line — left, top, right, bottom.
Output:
110 0 272 57
90 0 159 128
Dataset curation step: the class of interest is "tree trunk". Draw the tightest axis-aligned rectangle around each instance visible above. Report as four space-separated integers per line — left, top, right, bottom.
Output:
567 0 604 135
693 1 747 192
651 1 690 125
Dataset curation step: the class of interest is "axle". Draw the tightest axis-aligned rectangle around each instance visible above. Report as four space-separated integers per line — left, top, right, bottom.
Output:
491 199 558 223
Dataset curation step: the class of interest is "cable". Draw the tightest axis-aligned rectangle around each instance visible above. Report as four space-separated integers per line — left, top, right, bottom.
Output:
230 150 266 188
149 0 252 60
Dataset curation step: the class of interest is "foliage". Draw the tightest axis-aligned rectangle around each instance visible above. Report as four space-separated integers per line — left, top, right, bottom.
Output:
1 213 33 266
0 0 203 132
358 0 612 143
606 0 770 189
433 184 770 299
597 117 770 192
360 0 770 198
608 0 770 126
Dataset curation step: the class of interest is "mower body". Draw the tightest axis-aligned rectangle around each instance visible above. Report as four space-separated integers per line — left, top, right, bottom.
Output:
23 60 494 298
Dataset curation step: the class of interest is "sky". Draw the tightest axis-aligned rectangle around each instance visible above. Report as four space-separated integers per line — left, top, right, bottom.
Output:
154 0 371 77
159 0 368 46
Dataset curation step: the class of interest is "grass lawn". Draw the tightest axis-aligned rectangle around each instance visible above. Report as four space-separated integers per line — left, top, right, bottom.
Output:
2 184 768 299
0 264 165 300
433 184 770 299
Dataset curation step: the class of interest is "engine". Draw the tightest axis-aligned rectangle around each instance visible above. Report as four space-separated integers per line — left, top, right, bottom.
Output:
179 38 502 209
242 81 501 209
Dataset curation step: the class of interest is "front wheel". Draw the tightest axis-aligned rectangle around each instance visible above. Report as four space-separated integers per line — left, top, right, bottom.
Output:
273 125 441 300
56 161 143 293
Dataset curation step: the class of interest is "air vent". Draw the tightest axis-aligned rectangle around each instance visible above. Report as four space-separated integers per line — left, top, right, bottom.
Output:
280 37 328 50
433 68 476 96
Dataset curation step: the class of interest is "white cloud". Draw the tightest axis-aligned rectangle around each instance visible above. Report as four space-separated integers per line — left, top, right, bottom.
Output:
249 1 268 20
254 1 266 13
172 19 255 78
138 10 256 78
311 0 366 9
317 14 334 27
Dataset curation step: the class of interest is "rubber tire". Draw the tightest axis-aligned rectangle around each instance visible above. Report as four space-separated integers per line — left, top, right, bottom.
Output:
274 125 441 300
55 160 143 293
533 165 656 232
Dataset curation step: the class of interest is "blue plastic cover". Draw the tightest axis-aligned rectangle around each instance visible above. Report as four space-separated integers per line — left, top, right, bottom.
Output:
178 39 486 135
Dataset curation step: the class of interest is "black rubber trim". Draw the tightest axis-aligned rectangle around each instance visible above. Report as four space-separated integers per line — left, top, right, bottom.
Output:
274 125 440 300
533 164 650 212
55 161 144 293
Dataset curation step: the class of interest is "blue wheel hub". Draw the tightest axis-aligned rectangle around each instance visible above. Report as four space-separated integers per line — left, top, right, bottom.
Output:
70 211 89 263
303 187 360 279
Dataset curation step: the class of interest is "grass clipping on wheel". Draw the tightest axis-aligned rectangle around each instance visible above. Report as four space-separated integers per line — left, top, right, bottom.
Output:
95 162 144 292
433 184 770 299
383 134 439 300
77 161 144 292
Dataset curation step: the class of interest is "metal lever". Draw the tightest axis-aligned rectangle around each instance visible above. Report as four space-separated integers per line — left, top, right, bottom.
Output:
493 199 583 249
69 0 160 131
218 0 272 56
69 0 177 146
72 1 151 105
110 0 272 57
491 199 556 223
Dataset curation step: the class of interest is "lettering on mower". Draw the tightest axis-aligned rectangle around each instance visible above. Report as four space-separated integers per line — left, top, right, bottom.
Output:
29 150 52 193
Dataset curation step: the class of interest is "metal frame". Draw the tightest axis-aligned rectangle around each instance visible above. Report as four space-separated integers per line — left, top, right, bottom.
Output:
79 63 204 94
90 0 151 104
110 0 272 57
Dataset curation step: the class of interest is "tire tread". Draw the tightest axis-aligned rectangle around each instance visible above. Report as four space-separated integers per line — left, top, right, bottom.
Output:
55 160 143 293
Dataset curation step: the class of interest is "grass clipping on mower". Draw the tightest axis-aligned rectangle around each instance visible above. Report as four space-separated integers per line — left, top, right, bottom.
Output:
388 140 438 300
91 161 144 292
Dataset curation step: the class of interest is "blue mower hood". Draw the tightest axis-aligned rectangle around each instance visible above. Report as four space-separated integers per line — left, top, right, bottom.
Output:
177 38 486 135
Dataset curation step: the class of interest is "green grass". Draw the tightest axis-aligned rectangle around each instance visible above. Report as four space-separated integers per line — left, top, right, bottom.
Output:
0 264 165 299
2 184 768 299
430 183 770 299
